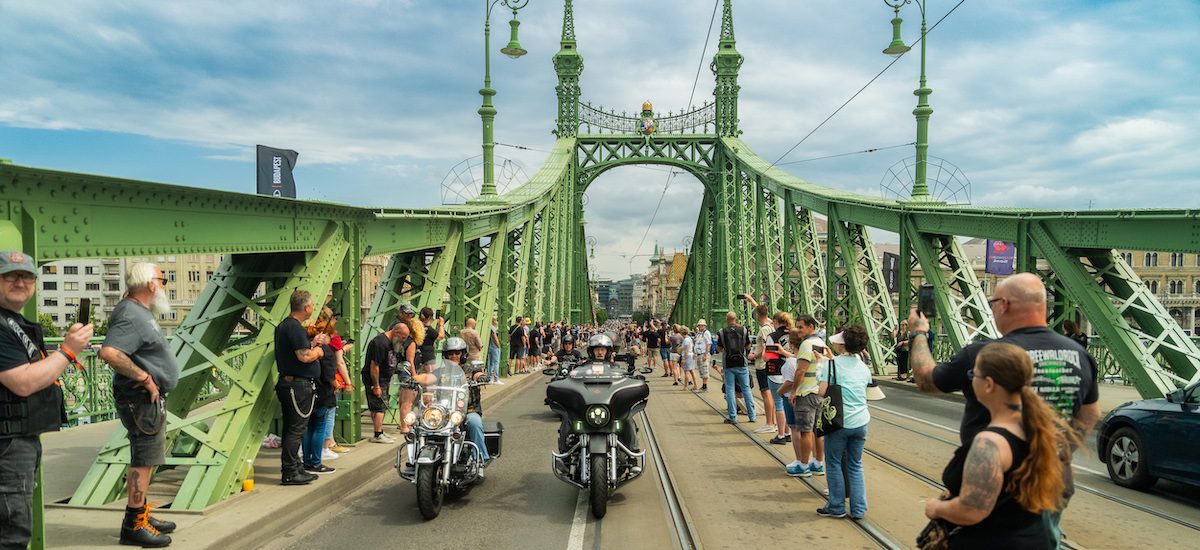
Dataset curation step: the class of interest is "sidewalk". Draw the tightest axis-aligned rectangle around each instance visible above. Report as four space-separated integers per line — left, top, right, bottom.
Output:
40 371 544 549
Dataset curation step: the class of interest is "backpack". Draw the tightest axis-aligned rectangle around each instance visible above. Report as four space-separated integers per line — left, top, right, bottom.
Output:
721 326 748 367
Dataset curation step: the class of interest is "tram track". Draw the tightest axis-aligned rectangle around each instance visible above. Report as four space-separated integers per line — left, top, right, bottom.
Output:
689 370 906 549
869 404 1200 533
639 408 703 550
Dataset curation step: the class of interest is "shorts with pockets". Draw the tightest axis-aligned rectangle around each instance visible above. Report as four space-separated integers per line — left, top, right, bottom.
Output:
790 393 822 432
116 398 167 467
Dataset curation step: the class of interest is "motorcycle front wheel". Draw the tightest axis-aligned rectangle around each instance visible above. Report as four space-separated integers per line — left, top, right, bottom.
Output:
416 464 444 520
589 454 609 519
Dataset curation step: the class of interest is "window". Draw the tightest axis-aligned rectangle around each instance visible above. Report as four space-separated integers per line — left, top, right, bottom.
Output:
1170 253 1184 267
981 280 989 293
167 270 177 282
50 314 58 322
85 266 96 275
107 282 120 292
1195 280 1200 294
169 290 177 301
42 281 57 291
1144 252 1159 267
170 312 177 321
188 271 200 282
1169 280 1183 294
42 298 58 307
1121 252 1133 265
42 265 56 275
64 282 79 291
205 271 214 281
63 266 78 275
1147 280 1159 294
86 282 100 291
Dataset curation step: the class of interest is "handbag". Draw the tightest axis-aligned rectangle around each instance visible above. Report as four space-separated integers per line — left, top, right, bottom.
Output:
916 518 960 550
813 358 844 437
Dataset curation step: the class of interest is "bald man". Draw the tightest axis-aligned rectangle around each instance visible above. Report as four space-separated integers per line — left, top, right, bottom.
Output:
907 272 1100 548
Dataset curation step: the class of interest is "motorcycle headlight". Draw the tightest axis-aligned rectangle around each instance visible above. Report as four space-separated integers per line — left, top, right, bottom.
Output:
403 411 417 427
449 411 465 427
421 406 448 430
585 405 610 428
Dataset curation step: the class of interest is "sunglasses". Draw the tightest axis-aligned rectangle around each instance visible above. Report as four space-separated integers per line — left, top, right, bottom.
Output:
1 272 36 283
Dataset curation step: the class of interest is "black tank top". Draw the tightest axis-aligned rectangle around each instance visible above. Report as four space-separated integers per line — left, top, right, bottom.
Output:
942 427 1051 550
418 324 437 365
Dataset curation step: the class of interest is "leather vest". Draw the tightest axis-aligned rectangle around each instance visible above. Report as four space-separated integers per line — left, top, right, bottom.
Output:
0 312 65 438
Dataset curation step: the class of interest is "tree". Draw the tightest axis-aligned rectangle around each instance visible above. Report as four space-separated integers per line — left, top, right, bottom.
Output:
631 310 651 325
37 313 60 337
595 309 609 325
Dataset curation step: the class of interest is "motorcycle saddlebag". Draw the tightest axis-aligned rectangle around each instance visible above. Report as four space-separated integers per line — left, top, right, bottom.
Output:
484 420 503 458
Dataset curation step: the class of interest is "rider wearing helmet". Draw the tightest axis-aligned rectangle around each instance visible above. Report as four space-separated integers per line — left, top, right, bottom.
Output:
441 337 491 464
586 333 615 363
549 334 586 366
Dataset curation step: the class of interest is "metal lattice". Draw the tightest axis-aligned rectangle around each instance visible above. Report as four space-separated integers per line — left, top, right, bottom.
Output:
879 155 971 204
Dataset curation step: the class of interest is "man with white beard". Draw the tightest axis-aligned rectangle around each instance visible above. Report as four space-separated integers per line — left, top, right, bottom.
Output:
99 262 180 547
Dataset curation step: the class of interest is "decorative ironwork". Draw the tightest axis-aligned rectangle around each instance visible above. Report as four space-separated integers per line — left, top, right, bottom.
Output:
880 155 971 204
578 101 715 135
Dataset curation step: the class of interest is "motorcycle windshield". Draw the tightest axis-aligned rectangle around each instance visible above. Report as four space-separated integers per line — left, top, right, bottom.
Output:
414 358 469 430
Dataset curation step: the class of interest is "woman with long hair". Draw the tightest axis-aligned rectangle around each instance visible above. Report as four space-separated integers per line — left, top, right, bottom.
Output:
816 324 872 519
924 342 1078 548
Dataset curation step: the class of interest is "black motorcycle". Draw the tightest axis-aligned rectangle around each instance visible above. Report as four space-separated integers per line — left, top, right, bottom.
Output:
544 352 649 518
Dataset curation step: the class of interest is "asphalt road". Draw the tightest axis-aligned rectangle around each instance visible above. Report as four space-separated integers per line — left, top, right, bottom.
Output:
263 372 675 550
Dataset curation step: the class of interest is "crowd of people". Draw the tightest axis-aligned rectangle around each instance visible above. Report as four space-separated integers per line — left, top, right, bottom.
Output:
0 245 1100 549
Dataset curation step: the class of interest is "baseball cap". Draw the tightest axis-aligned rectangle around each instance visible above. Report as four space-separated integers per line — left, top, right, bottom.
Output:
0 250 36 275
397 303 416 315
829 331 845 345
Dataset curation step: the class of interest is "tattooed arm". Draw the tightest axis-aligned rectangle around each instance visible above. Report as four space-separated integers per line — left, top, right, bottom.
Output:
925 431 1012 526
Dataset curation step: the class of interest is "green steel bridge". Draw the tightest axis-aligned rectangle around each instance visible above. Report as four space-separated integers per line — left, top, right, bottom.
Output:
2 0 1197 523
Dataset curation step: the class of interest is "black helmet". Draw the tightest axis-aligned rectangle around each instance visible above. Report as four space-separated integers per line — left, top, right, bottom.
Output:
587 334 614 361
562 334 575 346
442 337 468 359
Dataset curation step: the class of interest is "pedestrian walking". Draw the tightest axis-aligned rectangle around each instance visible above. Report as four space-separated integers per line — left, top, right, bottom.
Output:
0 250 93 549
816 326 873 520
923 342 1078 549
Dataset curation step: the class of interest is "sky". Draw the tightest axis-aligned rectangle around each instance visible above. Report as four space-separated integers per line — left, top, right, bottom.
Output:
2 0 1197 279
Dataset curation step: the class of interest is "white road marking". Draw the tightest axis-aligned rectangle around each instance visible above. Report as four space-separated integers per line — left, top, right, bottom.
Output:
567 490 588 550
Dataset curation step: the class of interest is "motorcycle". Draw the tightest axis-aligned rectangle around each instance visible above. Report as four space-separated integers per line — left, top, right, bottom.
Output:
544 351 649 519
398 358 502 520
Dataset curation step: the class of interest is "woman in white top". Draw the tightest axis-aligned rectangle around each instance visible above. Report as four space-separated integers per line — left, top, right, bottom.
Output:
816 324 873 520
680 327 698 390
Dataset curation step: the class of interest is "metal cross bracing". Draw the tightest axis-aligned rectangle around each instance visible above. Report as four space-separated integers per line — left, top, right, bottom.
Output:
4 0 1200 516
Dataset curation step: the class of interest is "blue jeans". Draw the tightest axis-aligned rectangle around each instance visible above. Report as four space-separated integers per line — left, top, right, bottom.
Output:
303 405 335 466
465 412 490 461
824 424 868 517
0 436 40 549
322 400 337 442
487 345 501 382
723 367 755 421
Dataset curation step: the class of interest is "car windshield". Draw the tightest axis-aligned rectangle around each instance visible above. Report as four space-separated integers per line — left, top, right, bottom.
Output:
416 357 468 414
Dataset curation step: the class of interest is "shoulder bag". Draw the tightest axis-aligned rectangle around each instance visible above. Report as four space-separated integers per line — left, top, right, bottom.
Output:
813 358 844 437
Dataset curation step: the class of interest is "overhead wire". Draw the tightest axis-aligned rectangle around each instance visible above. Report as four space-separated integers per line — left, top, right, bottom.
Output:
767 0 969 170
776 142 915 166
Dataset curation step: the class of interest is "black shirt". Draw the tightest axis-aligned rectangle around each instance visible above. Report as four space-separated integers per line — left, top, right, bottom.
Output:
942 427 1049 549
274 317 319 379
0 308 44 374
362 333 397 379
316 343 337 408
933 326 1099 446
555 349 586 364
508 325 524 346
716 325 749 368
418 323 438 365
645 329 660 348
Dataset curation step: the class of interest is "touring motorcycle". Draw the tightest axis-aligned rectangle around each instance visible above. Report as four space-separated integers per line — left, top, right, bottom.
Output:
398 358 502 520
544 350 649 518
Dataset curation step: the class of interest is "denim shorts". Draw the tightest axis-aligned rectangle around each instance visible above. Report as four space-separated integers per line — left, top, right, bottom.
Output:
659 348 669 360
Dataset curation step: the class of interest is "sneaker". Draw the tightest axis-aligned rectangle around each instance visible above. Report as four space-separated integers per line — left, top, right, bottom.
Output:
769 435 789 445
304 464 336 475
495 380 505 385
700 387 708 393
281 471 317 485
786 463 812 477
809 463 825 476
723 418 738 424
673 381 679 386
816 507 847 518
783 434 792 442
753 425 776 434
850 515 864 520
322 449 339 460
370 434 394 444
330 445 351 453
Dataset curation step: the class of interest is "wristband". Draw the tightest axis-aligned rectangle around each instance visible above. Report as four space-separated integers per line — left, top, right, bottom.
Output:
57 348 80 366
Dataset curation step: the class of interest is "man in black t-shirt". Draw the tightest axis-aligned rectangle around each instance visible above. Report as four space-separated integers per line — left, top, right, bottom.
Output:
274 290 328 486
908 272 1100 546
644 322 661 372
362 320 408 443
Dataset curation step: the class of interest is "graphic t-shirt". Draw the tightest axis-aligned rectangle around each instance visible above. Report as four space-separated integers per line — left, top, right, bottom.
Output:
932 326 1100 446
795 335 824 396
362 332 398 379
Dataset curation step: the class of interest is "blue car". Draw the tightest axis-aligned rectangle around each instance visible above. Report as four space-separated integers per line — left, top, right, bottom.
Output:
1097 380 1200 490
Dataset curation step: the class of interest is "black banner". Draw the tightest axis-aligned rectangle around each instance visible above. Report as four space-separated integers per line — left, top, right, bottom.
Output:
256 145 299 198
882 252 900 293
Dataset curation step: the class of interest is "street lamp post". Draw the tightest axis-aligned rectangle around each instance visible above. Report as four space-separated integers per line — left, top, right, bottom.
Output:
479 0 529 199
883 0 934 202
